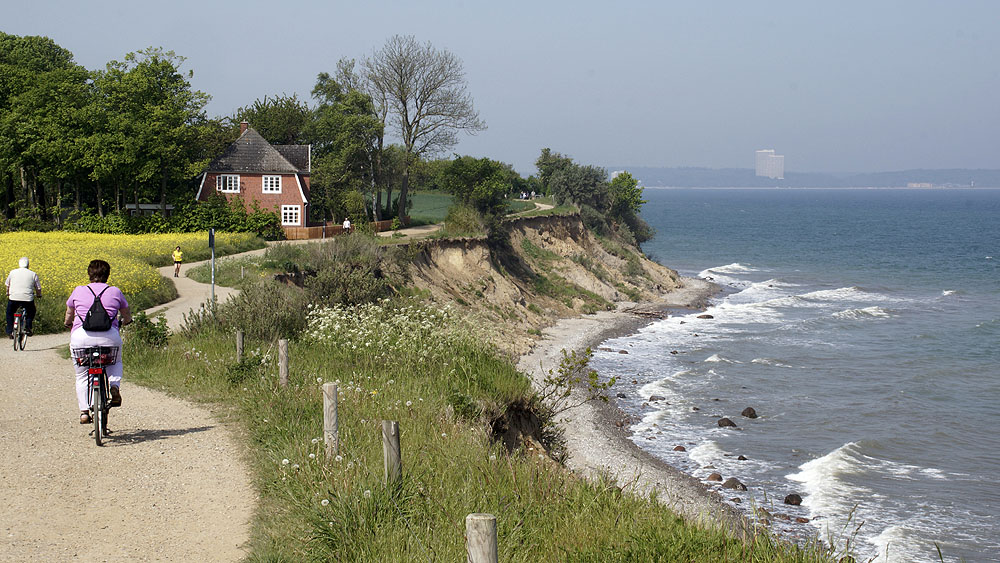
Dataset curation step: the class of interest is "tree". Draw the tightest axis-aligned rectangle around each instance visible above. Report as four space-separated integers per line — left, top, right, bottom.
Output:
535 148 573 195
608 172 645 217
308 73 382 222
362 35 485 221
439 155 511 218
233 94 311 145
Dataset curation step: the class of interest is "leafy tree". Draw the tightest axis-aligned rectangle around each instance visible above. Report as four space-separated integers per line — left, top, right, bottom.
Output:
608 172 645 217
308 72 382 223
549 163 609 212
362 35 485 221
233 94 311 145
535 148 573 195
439 155 511 218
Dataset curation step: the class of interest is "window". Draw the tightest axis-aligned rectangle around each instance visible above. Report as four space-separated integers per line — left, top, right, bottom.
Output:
217 174 240 193
262 175 282 193
281 205 300 226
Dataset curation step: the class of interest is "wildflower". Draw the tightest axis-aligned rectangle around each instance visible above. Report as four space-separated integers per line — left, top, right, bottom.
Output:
441 432 447 438
363 490 372 499
321 499 330 506
281 458 289 465
316 377 323 383
335 455 343 462
311 438 319 444
371 390 378 396
309 453 316 460
405 401 412 407
292 464 299 470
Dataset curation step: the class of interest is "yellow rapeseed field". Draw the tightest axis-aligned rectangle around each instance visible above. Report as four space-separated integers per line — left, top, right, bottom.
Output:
0 231 258 299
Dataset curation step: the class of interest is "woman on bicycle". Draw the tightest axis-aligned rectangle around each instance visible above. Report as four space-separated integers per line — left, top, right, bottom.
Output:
64 259 132 424
5 257 41 338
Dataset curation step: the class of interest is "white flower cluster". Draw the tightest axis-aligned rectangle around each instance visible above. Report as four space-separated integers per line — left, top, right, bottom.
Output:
303 298 486 363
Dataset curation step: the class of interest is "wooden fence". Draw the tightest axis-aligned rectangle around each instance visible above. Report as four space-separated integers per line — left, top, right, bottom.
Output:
283 217 408 240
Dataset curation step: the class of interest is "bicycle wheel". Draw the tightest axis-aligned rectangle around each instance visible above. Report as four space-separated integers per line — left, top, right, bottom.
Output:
93 374 105 446
15 315 27 351
11 312 21 351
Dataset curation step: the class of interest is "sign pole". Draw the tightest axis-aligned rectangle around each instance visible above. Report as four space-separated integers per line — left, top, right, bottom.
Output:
209 227 216 309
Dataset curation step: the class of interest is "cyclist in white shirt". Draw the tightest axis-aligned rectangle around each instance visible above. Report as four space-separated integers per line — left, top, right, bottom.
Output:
5 257 42 338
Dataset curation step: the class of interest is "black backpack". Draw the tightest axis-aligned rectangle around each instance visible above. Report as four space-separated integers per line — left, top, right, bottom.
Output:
81 285 113 331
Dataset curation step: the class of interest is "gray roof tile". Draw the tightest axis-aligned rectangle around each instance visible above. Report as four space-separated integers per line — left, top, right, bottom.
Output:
206 128 310 174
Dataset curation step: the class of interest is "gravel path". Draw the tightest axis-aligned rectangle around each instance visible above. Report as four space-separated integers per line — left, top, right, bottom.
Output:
1 259 255 562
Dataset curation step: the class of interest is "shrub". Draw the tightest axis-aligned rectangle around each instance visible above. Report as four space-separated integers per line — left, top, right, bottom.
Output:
124 311 170 348
441 204 486 237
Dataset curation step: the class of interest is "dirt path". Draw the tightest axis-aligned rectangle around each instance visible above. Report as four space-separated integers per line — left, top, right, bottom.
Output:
1 260 255 562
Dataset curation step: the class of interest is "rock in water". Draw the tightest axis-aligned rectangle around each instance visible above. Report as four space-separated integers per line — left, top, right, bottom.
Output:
707 472 723 482
722 478 747 491
741 407 758 419
717 417 737 428
784 494 803 506
737 455 748 461
648 395 666 402
618 349 629 354
697 314 714 319
673 445 686 452
616 393 627 399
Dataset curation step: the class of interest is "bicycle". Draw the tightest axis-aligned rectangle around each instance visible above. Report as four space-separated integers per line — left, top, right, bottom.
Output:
73 345 119 446
12 305 27 351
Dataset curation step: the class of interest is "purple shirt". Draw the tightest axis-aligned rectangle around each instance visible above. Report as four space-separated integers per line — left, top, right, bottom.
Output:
66 283 129 332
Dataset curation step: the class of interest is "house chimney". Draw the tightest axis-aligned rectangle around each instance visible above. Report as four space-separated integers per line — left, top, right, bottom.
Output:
240 121 249 134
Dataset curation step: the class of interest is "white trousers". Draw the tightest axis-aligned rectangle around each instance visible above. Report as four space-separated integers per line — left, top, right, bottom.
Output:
70 327 123 411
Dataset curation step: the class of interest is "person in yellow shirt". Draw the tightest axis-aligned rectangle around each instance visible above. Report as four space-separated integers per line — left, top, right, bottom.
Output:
172 246 183 278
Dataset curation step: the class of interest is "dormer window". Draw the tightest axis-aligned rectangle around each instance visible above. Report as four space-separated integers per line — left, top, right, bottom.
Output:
262 175 282 193
217 174 240 193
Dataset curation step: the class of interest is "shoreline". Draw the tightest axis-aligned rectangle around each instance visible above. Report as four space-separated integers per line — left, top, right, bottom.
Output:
517 276 750 534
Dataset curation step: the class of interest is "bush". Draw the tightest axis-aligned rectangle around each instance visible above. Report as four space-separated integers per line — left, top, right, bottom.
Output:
441 204 486 237
124 311 170 348
578 204 609 236
302 235 408 307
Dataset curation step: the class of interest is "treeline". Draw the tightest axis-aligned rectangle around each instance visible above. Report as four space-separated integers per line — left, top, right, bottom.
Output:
2 31 653 244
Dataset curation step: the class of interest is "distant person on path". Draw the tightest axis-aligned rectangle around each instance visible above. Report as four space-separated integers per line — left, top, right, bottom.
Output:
5 257 42 338
172 246 183 277
342 217 351 233
65 259 132 424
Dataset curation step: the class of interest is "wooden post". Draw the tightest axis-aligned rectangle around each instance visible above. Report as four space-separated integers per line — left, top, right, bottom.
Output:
241 265 245 279
278 339 288 388
465 513 498 563
323 383 338 459
381 420 401 485
236 330 244 362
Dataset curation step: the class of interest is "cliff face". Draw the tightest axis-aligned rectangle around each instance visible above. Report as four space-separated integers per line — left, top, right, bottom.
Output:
408 214 683 356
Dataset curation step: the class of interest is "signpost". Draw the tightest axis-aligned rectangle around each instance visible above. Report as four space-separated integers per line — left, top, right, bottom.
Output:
209 228 216 308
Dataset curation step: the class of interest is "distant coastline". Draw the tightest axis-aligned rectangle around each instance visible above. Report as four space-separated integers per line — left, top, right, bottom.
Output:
607 166 1000 189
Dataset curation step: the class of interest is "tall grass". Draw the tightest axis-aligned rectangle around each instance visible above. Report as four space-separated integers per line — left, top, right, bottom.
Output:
126 297 839 562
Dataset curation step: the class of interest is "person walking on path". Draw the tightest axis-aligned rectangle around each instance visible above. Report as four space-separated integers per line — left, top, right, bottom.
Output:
342 217 351 234
172 246 183 277
5 257 42 338
64 259 132 424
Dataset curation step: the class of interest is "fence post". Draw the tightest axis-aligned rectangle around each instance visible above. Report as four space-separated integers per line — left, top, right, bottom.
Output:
465 513 498 563
381 420 401 485
323 383 338 459
278 339 288 388
236 330 244 362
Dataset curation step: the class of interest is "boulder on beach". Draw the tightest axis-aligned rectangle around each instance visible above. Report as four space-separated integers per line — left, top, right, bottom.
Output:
616 393 627 399
741 407 758 419
796 517 810 524
784 494 803 506
618 349 629 354
737 455 748 461
707 472 723 482
697 314 714 319
730 497 742 504
691 406 700 411
673 445 686 452
722 477 747 491
670 350 679 355
648 395 666 402
717 417 737 428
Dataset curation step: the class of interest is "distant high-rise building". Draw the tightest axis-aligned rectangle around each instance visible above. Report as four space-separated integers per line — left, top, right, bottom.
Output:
755 149 784 180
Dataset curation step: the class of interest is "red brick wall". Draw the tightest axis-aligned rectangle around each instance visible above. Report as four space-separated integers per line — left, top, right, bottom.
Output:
199 172 309 227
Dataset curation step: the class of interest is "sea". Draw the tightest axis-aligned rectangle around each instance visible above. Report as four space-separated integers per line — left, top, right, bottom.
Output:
592 188 1000 562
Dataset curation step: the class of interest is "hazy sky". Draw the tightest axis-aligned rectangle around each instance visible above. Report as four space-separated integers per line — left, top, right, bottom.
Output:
5 0 999 175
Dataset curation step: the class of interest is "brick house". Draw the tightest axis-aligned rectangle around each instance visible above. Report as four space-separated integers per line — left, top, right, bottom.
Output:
195 122 311 234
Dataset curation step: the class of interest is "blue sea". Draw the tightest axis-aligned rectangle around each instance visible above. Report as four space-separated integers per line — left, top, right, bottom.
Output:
592 188 1000 562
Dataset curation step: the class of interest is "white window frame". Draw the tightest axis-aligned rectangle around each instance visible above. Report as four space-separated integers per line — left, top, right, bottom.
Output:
281 205 301 226
217 174 240 193
262 175 282 194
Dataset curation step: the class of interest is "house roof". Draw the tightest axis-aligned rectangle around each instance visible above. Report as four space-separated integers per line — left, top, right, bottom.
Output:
205 127 310 174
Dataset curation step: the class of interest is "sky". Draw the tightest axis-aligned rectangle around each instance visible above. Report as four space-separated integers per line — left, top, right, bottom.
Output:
4 0 1000 175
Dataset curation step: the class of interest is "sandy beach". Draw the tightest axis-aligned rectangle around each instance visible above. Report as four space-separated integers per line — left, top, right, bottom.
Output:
517 276 750 534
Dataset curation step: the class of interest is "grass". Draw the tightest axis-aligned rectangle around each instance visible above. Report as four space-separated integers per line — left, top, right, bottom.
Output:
125 297 839 561
517 203 578 218
407 191 454 225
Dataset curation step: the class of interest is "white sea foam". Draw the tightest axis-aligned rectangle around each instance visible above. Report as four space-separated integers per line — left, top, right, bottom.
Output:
704 354 740 364
689 441 725 467
704 262 759 274
751 357 793 368
941 289 957 296
786 442 870 519
867 524 930 563
831 306 891 320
